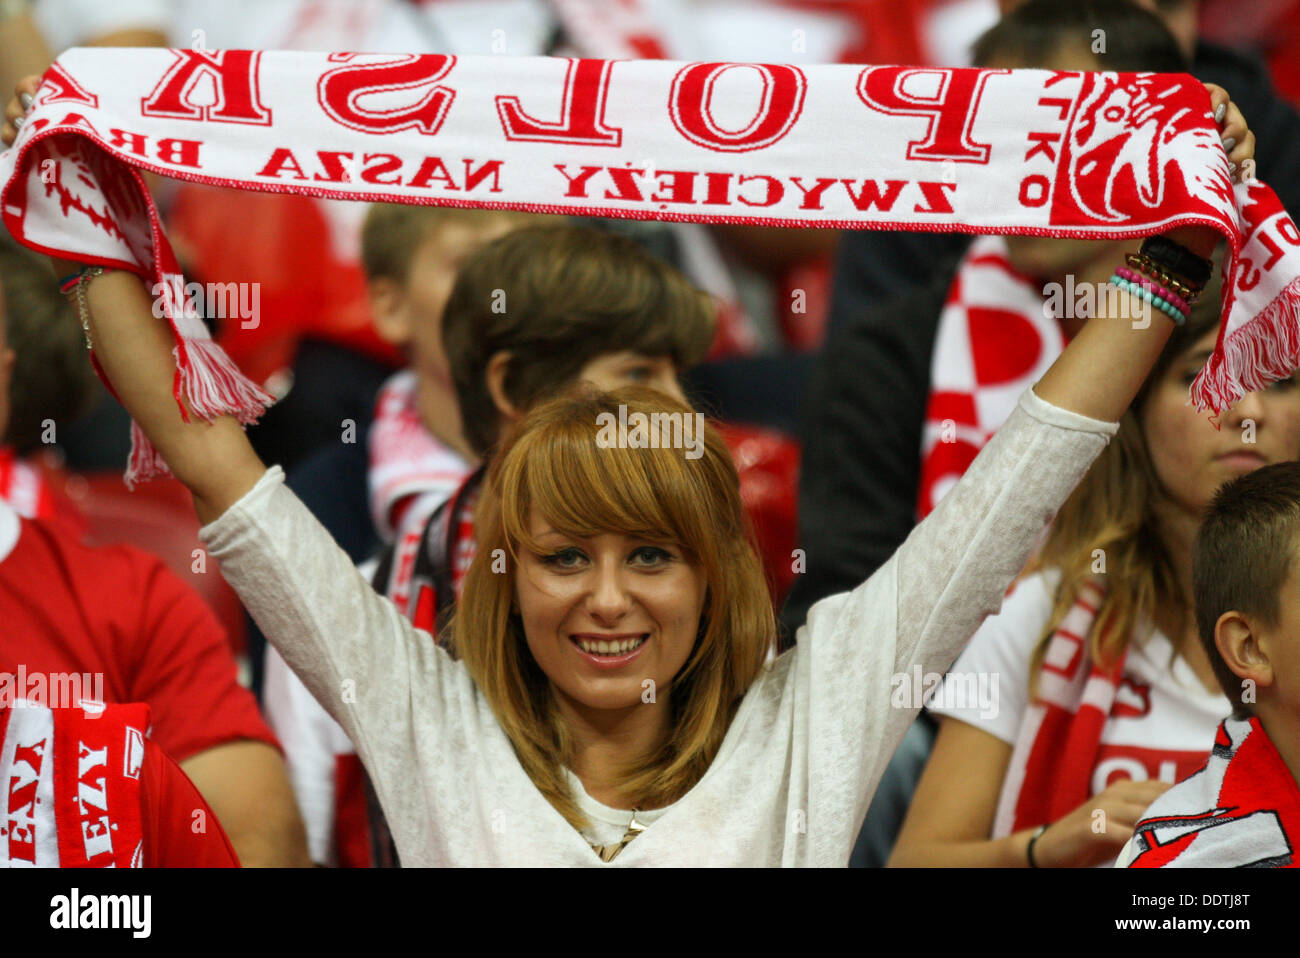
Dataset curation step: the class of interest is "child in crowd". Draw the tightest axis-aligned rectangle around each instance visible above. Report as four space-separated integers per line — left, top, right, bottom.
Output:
889 262 1300 868
1120 461 1300 867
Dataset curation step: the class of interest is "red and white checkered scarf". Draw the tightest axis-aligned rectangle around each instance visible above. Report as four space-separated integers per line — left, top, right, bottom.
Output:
2 54 1299 483
918 235 1067 517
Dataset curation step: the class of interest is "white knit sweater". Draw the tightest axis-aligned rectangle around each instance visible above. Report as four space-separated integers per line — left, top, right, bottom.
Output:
201 388 1116 866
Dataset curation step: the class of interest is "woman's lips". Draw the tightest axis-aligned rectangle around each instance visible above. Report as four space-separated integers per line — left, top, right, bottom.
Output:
569 633 649 668
1216 452 1268 471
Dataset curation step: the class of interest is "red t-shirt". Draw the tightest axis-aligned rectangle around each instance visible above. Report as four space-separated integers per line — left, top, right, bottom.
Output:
0 499 278 762
143 739 241 866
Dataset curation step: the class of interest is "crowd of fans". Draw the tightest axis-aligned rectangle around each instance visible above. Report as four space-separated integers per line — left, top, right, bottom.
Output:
2 0 1300 868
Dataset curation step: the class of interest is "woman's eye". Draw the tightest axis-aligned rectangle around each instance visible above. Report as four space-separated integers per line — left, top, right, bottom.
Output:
623 366 653 383
1270 375 1297 392
540 548 585 568
630 546 672 567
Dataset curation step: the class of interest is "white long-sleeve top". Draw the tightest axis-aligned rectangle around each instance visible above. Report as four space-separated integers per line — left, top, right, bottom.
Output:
200 388 1116 866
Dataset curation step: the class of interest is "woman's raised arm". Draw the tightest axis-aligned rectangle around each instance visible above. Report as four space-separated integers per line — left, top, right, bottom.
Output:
73 269 268 523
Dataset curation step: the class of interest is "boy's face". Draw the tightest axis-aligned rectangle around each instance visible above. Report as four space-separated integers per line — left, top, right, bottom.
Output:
404 219 523 391
1255 552 1300 720
371 217 525 397
577 351 686 405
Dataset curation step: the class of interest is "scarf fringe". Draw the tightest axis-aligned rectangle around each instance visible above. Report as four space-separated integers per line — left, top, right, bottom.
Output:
1193 275 1300 413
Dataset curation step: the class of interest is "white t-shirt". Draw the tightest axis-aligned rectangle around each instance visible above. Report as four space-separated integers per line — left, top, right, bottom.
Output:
207 389 1115 865
930 570 1231 817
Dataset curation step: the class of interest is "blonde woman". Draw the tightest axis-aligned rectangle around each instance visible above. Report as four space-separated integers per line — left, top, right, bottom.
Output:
889 274 1300 868
4 78 1254 865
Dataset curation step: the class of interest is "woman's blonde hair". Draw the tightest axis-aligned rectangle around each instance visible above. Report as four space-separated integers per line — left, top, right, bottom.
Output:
1028 261 1225 684
448 386 775 828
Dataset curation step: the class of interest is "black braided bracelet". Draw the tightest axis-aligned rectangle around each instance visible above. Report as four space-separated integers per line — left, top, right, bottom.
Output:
1139 235 1213 288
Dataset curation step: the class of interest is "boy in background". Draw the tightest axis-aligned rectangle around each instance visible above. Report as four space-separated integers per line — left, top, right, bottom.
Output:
1121 462 1300 867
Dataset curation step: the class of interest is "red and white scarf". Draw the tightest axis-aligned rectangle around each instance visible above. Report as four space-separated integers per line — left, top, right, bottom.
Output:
992 578 1127 838
0 447 55 521
2 53 1299 482
1126 716 1300 868
367 370 471 545
918 236 1067 517
0 699 148 867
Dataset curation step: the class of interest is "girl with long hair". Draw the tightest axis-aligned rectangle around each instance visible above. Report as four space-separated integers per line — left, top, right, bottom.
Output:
890 268 1300 868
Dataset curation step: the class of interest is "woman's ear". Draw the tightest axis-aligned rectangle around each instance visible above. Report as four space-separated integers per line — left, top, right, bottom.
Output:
368 277 412 348
1216 610 1274 707
485 350 521 422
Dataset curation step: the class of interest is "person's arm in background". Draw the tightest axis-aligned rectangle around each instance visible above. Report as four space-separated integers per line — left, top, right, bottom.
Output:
0 4 50 103
179 742 311 867
779 258 959 637
890 716 1171 867
126 552 312 867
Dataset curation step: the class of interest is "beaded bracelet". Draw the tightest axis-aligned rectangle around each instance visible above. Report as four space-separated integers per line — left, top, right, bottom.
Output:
1124 253 1200 304
1140 235 1213 288
1115 266 1191 316
58 265 113 350
1111 274 1187 325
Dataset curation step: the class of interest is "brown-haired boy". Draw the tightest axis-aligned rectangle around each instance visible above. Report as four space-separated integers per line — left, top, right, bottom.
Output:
1120 461 1300 867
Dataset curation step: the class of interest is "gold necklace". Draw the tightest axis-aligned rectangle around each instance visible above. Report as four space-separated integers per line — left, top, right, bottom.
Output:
590 812 647 863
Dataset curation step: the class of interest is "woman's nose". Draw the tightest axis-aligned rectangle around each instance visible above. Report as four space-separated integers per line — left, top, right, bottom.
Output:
1226 389 1266 431
586 564 632 622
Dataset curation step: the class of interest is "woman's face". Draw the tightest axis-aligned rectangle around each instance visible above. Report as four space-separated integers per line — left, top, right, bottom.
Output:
1143 328 1300 515
515 513 708 714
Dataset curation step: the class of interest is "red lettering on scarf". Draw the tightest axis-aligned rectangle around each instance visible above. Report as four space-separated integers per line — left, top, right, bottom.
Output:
497 58 621 146
141 50 271 125
1025 131 1061 163
7 738 48 864
839 179 905 212
554 164 603 197
914 181 956 214
669 63 806 152
107 128 148 157
318 53 456 135
856 67 1005 164
38 62 99 108
604 167 645 201
649 170 696 204
789 177 838 210
407 156 458 190
257 147 308 180
361 152 403 185
737 174 783 207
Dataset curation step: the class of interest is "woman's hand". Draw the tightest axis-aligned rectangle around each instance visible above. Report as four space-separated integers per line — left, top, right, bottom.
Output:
1032 778 1173 868
3 74 40 145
